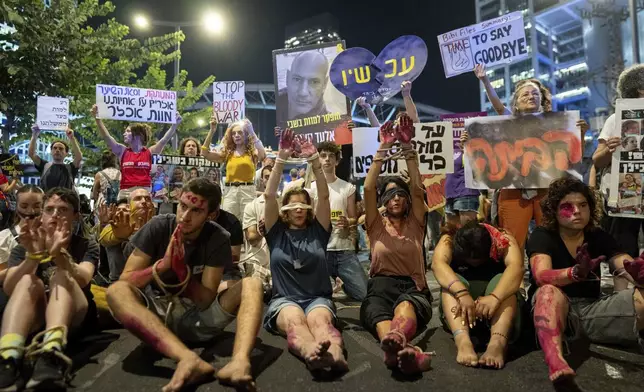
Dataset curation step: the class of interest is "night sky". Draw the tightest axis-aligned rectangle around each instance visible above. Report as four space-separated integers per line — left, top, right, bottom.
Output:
109 0 479 113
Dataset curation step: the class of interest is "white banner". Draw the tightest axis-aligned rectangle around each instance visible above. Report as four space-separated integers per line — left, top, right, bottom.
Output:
437 11 528 78
213 81 245 123
36 96 69 130
352 122 454 178
608 99 644 218
96 84 177 124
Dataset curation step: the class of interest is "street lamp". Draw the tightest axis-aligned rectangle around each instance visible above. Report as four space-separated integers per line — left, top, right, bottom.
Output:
131 11 225 79
196 118 205 127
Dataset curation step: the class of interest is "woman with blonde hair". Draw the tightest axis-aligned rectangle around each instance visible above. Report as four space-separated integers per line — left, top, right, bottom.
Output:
202 116 266 221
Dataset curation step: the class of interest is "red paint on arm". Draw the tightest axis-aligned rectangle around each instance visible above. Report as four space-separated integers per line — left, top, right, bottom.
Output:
531 255 573 287
126 266 155 287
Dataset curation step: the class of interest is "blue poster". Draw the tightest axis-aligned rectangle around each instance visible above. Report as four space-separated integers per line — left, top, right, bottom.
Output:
329 35 428 104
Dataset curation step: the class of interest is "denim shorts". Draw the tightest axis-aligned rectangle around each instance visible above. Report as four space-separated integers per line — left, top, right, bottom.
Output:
263 296 336 335
445 196 480 215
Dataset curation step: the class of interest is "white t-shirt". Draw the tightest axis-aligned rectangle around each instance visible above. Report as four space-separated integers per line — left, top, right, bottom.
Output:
309 178 356 251
598 114 617 199
242 195 270 268
0 225 20 266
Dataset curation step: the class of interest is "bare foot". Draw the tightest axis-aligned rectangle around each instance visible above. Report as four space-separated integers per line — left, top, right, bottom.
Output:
327 343 349 371
162 354 216 392
455 335 478 367
305 340 331 370
397 346 432 375
381 330 405 368
551 367 576 382
479 339 507 369
217 358 255 391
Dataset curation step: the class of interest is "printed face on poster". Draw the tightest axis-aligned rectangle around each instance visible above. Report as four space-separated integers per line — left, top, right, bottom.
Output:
273 41 351 145
213 81 245 123
351 122 454 178
463 111 582 189
96 84 177 124
607 99 644 218
440 112 487 151
37 96 69 130
150 155 221 203
437 11 528 78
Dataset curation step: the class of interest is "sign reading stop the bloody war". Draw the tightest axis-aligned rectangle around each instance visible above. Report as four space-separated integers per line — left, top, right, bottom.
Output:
437 11 528 78
607 99 644 218
96 84 177 124
37 96 69 130
352 122 454 178
212 81 245 123
440 112 487 151
463 111 582 190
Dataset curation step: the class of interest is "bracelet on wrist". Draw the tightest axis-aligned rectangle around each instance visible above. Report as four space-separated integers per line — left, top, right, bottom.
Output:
306 152 320 162
275 157 287 164
201 146 209 151
490 293 502 302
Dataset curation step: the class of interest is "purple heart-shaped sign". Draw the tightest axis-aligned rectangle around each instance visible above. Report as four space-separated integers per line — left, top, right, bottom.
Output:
330 35 428 104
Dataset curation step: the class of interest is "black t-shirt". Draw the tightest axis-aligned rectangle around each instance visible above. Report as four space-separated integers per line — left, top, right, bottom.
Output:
36 159 79 191
214 209 243 247
127 214 231 289
526 227 621 299
8 235 99 297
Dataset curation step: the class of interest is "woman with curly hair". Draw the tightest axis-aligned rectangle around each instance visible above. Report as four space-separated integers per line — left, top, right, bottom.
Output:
202 115 266 221
526 177 644 389
179 136 201 157
593 64 644 260
470 64 588 254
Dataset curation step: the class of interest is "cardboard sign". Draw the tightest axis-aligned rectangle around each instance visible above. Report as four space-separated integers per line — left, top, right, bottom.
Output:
329 35 428 104
352 122 454 178
96 84 177 124
438 11 528 78
36 96 69 130
463 111 582 189
213 81 245 123
607 99 644 218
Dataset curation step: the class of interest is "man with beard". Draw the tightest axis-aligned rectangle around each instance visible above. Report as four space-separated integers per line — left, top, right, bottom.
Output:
29 126 82 191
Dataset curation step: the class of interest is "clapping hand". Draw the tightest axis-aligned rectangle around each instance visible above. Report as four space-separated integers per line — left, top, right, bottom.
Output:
111 209 133 240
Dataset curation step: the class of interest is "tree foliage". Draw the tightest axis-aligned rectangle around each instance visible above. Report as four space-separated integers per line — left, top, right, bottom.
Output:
0 0 214 168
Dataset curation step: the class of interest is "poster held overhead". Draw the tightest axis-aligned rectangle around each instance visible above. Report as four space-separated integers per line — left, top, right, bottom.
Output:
272 41 352 145
463 111 582 189
440 112 487 151
213 81 245 123
329 35 428 104
96 84 177 124
437 11 528 78
37 96 69 130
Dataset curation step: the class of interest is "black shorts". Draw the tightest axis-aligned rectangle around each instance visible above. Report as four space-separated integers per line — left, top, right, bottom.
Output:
360 275 433 337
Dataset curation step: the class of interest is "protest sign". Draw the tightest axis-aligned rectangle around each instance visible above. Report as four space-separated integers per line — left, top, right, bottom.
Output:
463 111 582 189
423 174 447 212
37 96 69 130
607 99 644 218
437 11 528 78
352 122 454 178
440 112 487 151
150 155 221 203
273 41 352 145
329 35 428 104
213 81 245 123
96 84 177 124
0 154 23 176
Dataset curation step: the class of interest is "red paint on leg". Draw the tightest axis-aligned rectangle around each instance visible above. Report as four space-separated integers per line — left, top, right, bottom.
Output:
121 316 167 353
390 315 417 342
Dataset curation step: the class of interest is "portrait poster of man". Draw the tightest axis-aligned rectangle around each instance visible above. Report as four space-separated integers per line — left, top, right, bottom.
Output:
273 41 352 145
463 111 582 189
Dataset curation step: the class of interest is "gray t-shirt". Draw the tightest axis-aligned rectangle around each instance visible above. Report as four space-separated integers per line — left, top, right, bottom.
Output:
35 159 78 191
127 214 232 289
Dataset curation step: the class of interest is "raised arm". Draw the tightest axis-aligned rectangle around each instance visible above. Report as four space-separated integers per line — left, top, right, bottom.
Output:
264 131 292 233
397 114 426 223
307 145 331 231
474 64 510 115
28 125 42 166
149 113 182 154
356 97 381 127
66 127 83 169
245 120 266 163
364 122 394 228
201 115 226 163
401 81 419 123
91 104 126 158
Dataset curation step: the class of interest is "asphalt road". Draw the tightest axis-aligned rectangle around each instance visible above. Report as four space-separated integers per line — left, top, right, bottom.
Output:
63 256 644 392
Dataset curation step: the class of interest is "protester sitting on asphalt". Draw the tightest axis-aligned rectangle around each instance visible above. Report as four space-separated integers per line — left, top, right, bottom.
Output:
527 178 644 390
0 188 100 390
432 221 524 369
106 178 263 391
202 115 266 223
29 126 82 192
308 139 368 302
262 129 348 373
91 104 182 198
360 114 434 375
